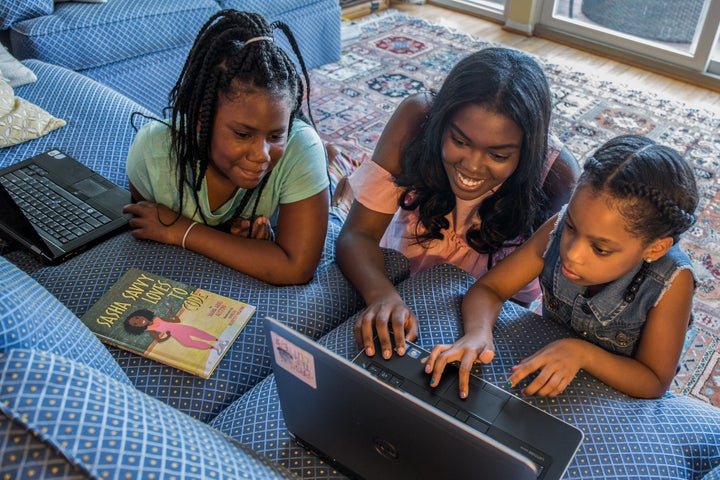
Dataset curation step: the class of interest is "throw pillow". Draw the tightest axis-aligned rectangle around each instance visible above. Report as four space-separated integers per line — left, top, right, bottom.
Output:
55 0 108 3
0 44 37 87
0 78 66 148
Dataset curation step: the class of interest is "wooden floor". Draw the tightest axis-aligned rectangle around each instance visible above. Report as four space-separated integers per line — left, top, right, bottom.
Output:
378 2 720 116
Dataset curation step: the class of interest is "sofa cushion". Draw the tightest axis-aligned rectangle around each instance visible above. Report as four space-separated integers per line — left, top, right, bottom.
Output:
214 264 720 479
29 223 410 422
0 256 130 383
0 0 52 30
0 348 296 479
82 43 190 116
9 0 219 72
218 0 341 71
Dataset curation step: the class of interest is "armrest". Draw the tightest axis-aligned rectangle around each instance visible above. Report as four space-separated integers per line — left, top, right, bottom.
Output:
0 348 296 479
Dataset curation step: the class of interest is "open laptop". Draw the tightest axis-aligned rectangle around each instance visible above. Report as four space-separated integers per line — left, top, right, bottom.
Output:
267 317 583 480
0 149 132 264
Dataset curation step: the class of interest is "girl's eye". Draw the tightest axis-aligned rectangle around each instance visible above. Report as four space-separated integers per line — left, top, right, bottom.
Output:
490 152 510 161
592 245 611 256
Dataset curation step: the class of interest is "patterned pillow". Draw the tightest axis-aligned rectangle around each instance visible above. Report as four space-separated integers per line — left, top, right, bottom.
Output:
0 45 37 87
0 0 53 29
55 0 107 3
0 77 65 148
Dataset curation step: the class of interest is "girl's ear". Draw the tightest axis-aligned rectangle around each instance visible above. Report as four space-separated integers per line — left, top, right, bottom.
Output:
643 236 673 263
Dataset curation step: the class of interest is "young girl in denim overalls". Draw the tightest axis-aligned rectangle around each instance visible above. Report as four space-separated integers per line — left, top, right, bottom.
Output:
423 135 699 400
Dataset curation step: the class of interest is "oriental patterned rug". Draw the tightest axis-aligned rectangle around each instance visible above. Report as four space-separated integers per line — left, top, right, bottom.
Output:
309 10 720 407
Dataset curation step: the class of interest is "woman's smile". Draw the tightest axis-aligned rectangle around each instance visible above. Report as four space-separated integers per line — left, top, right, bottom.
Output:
453 166 488 190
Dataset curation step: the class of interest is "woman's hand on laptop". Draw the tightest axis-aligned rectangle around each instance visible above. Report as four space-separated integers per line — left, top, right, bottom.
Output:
353 293 418 360
422 335 495 399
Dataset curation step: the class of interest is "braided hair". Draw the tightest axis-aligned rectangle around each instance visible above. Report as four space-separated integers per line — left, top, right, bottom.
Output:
579 135 698 244
167 9 314 224
394 47 552 256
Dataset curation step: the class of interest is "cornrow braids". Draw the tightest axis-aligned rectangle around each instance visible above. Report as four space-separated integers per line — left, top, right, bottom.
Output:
165 9 314 224
579 135 699 243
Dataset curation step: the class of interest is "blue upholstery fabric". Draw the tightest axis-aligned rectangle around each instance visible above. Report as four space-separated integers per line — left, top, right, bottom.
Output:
10 0 218 72
215 264 720 480
0 60 153 189
0 0 51 30
6 0 340 115
218 0 342 72
29 223 410 422
0 257 130 384
704 465 720 480
83 44 190 116
0 348 296 479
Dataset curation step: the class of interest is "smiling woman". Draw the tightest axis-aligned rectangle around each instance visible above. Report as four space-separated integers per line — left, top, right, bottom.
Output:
122 10 329 285
335 46 581 362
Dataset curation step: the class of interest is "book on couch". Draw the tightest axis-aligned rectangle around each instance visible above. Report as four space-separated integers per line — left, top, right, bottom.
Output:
80 268 256 378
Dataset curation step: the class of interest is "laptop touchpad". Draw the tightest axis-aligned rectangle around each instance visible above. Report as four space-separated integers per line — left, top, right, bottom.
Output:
73 177 109 197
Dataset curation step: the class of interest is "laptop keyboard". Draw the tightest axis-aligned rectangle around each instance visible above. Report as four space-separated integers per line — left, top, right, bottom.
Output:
0 164 111 245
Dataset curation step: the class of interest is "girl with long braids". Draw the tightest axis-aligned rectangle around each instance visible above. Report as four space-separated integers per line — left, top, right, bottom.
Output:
123 10 329 285
337 47 581 360
424 135 699 400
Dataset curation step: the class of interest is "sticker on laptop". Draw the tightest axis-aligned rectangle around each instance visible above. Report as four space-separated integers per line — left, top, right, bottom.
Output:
270 331 317 389
406 345 423 359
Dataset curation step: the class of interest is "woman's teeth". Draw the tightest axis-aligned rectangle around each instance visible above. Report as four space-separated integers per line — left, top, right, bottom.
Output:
457 170 485 188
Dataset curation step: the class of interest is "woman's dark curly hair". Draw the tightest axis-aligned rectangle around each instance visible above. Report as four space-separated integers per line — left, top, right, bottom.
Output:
579 134 698 244
166 9 314 224
395 47 552 256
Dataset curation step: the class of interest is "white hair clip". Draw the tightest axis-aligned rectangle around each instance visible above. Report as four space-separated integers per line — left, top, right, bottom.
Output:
244 36 273 46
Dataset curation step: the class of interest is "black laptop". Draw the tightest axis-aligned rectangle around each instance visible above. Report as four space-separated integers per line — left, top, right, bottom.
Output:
0 149 132 264
266 317 583 480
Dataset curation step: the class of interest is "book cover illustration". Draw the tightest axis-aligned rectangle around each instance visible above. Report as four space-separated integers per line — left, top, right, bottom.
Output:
80 268 256 378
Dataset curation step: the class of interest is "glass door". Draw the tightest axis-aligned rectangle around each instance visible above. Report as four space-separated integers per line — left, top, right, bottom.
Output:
431 0 506 22
710 26 720 74
539 0 720 73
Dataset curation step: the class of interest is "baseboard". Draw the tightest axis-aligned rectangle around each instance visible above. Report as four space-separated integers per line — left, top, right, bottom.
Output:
341 0 391 19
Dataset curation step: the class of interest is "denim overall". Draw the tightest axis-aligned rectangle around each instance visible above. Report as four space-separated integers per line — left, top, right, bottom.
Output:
540 213 694 357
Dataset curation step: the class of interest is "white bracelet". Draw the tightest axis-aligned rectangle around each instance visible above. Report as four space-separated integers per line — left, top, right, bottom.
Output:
181 221 199 249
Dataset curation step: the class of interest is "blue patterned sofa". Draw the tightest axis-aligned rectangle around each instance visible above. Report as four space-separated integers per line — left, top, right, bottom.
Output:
212 265 720 480
2 0 341 115
3 257 719 478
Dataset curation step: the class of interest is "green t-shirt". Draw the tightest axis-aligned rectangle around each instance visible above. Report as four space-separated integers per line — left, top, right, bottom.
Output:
126 118 328 226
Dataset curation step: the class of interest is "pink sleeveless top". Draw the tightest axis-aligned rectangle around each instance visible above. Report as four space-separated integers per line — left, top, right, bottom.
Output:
347 137 562 304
